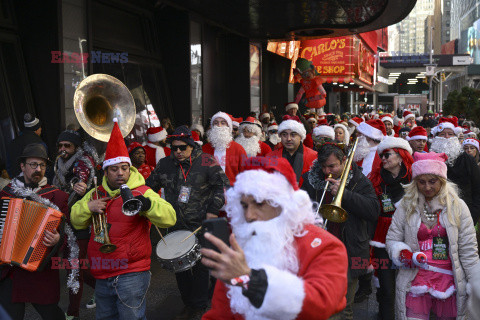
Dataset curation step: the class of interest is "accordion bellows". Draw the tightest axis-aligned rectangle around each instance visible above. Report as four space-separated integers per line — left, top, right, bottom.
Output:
0 197 63 271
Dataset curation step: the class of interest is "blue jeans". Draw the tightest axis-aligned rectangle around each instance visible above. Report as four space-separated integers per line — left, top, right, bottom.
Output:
95 271 151 320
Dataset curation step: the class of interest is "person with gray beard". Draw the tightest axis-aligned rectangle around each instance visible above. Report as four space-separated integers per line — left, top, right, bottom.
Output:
430 119 480 224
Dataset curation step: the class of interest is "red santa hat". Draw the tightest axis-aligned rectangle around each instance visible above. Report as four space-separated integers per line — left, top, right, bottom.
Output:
103 118 131 169
190 123 204 138
313 125 335 140
317 118 328 126
211 111 233 130
432 117 462 136
412 152 448 180
267 122 279 131
380 114 393 125
231 117 243 128
464 130 477 139
240 117 262 129
259 112 270 121
377 136 413 155
278 119 306 141
463 138 480 152
285 102 299 112
393 116 403 127
191 130 203 146
127 141 145 155
147 126 167 143
306 115 317 123
407 126 428 141
357 119 387 141
403 110 415 122
348 117 363 127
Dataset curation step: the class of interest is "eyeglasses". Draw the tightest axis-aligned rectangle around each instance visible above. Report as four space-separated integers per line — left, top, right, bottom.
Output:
232 128 238 132
25 162 47 170
171 145 188 152
58 143 72 148
380 152 396 159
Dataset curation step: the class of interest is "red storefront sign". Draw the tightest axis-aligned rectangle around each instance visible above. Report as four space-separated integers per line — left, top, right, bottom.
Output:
299 37 354 78
353 38 375 85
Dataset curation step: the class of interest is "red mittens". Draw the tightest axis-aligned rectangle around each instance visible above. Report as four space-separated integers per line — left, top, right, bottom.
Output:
399 249 413 267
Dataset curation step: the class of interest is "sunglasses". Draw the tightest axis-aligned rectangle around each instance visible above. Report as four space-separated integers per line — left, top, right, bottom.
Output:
58 143 72 148
380 152 396 159
171 145 188 152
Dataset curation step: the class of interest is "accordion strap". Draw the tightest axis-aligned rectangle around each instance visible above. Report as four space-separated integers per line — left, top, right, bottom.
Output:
37 186 59 196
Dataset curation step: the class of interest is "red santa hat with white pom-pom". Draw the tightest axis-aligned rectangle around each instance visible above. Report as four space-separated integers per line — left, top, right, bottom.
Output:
103 118 131 169
147 126 167 143
463 138 480 152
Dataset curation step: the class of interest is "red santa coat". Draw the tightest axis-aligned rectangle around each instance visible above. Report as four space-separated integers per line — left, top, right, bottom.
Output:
258 141 272 156
203 141 247 186
266 146 317 187
303 133 314 149
203 224 348 320
144 142 171 167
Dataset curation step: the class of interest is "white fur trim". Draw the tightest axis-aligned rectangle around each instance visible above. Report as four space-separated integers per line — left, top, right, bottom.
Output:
463 139 479 151
148 129 167 142
232 121 239 127
258 265 305 320
377 136 413 155
147 142 166 163
409 285 456 300
334 124 350 145
389 242 412 267
381 116 393 124
267 125 278 131
357 122 384 141
348 119 360 127
369 240 386 248
278 120 306 141
260 113 270 120
404 114 415 122
102 156 131 169
211 111 233 130
285 103 298 112
433 122 455 136
24 117 40 128
313 125 334 140
406 135 427 141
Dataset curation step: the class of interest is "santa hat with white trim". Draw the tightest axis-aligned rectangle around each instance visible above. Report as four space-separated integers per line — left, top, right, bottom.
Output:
348 117 363 127
278 119 306 141
377 136 413 155
103 118 132 169
407 126 428 141
403 110 415 122
239 117 262 136
267 122 279 131
357 119 387 141
334 123 350 145
147 126 167 143
313 125 335 140
211 111 233 131
190 123 204 138
285 102 299 112
432 117 463 136
380 114 393 125
259 112 270 121
463 138 480 152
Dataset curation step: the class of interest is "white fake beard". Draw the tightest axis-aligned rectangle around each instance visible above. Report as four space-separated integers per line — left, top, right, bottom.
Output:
348 126 355 135
430 136 463 165
236 134 261 157
207 126 233 151
268 133 281 146
228 217 298 319
353 135 370 162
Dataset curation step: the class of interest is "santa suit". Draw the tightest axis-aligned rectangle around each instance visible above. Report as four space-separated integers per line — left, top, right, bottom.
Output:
303 133 314 149
144 142 171 167
257 141 272 157
266 146 317 187
203 224 348 320
203 141 247 186
356 146 381 178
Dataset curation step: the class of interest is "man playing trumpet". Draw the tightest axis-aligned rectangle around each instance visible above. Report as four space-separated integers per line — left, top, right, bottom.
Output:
71 120 176 320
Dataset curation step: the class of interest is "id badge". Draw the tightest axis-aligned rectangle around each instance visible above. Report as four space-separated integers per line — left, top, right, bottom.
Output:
432 237 449 260
178 186 192 204
381 194 395 213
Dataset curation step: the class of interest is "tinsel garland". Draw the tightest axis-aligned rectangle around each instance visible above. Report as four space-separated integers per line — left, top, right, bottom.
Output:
9 180 80 294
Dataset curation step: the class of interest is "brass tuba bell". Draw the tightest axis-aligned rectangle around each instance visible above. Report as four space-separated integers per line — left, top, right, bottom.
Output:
73 74 135 142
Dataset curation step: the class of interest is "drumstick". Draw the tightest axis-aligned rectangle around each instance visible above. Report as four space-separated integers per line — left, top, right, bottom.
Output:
154 225 167 246
180 226 202 243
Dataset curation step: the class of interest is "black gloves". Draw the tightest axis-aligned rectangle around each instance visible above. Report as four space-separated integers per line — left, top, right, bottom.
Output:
134 195 152 212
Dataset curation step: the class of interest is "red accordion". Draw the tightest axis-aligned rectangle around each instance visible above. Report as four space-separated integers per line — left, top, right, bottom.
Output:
0 197 63 271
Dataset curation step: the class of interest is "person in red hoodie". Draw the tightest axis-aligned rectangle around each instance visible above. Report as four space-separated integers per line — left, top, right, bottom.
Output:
266 119 317 187
203 112 247 186
71 120 176 320
201 157 348 320
127 142 155 180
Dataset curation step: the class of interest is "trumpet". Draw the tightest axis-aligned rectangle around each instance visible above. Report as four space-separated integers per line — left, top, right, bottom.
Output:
91 176 117 253
317 137 359 227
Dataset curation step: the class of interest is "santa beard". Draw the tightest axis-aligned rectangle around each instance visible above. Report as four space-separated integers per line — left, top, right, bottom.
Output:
348 126 355 135
228 216 299 319
353 135 371 162
430 136 463 165
207 126 233 151
236 134 261 157
268 133 281 146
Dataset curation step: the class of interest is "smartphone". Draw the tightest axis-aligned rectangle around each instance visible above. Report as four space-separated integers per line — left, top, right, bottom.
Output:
200 218 230 253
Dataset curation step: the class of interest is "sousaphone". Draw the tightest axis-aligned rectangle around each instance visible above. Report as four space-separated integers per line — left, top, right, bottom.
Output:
74 74 135 142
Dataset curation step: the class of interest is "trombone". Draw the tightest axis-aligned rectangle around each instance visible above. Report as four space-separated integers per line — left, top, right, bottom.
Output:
316 137 359 229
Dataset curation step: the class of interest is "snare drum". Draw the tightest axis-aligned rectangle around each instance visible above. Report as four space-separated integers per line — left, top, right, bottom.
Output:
155 230 201 273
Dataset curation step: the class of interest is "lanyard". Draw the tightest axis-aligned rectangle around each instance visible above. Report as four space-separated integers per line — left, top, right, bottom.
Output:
179 156 192 182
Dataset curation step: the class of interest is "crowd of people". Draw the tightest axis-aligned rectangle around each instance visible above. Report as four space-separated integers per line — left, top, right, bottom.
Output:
0 103 480 320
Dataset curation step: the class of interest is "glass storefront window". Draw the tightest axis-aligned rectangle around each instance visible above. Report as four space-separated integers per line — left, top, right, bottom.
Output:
190 21 203 127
